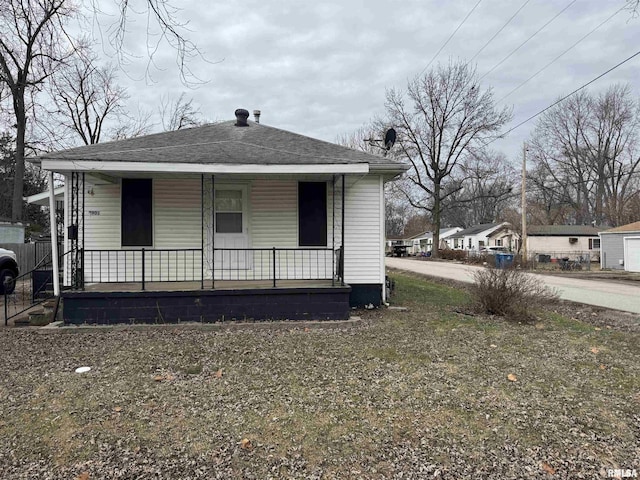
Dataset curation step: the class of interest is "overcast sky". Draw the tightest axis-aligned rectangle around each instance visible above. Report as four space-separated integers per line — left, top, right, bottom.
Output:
94 0 640 165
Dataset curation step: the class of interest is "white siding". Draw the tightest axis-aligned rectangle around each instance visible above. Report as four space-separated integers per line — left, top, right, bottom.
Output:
82 178 204 283
84 183 120 250
74 175 384 285
344 175 383 285
248 179 341 281
250 180 297 248
154 178 201 248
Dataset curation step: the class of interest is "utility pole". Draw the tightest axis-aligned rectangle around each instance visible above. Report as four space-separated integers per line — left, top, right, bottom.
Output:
521 142 527 265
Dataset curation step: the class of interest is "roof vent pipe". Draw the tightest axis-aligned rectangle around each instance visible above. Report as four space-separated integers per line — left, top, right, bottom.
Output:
235 108 250 126
253 110 261 123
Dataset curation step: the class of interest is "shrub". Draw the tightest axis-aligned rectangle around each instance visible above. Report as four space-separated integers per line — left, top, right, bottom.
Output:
438 249 467 261
470 267 558 321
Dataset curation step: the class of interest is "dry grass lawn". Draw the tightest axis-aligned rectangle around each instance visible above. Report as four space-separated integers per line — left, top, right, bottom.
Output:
0 272 638 479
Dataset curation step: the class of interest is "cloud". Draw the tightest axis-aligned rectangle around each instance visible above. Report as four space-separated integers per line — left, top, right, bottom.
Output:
94 0 640 163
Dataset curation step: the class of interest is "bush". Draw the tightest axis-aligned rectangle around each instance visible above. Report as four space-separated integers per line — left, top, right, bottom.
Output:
470 267 558 321
438 249 467 261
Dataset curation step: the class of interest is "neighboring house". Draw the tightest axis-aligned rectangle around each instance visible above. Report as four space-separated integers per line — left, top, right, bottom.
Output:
526 225 602 260
599 221 640 272
386 237 412 255
31 109 408 324
0 218 25 243
449 222 518 251
410 227 463 253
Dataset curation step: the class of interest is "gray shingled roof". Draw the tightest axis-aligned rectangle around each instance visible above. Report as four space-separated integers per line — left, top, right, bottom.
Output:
527 225 603 236
36 120 407 171
599 221 640 234
449 223 503 238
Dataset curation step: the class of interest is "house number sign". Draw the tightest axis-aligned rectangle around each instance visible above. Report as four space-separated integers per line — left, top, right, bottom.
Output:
88 210 100 216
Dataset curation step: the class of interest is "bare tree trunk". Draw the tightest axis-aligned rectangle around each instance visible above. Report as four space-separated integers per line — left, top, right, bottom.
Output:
11 92 26 221
431 182 441 258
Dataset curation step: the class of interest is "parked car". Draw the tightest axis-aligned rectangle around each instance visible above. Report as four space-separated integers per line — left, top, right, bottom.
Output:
0 248 19 294
479 246 510 255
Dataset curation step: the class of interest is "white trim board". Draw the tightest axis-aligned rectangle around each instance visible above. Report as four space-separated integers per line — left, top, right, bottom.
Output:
40 160 370 175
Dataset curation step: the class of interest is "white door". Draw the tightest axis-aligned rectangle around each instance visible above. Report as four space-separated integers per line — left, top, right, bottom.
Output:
214 186 250 270
624 237 640 272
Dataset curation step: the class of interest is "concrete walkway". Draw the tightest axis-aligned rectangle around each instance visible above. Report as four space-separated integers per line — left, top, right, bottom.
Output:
386 257 640 314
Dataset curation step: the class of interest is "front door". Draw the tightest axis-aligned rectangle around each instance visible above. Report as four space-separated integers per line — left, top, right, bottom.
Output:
214 186 250 270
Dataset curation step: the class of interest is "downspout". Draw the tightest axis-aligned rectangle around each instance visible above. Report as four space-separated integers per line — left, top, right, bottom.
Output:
48 171 60 296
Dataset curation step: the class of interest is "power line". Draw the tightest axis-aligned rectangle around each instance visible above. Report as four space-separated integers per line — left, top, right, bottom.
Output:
469 0 531 64
479 0 578 82
497 4 626 103
487 48 640 146
419 0 483 76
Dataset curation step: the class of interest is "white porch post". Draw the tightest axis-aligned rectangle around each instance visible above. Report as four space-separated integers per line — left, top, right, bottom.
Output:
48 171 60 296
341 174 345 286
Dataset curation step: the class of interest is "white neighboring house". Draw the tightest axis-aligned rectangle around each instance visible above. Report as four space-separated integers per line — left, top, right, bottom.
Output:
599 221 640 272
526 225 602 261
410 227 463 253
448 222 518 252
30 109 408 324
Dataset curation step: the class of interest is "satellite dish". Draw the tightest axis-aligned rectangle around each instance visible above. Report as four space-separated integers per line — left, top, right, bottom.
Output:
384 128 397 150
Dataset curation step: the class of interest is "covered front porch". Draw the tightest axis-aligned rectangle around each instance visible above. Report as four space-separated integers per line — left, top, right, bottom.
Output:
56 170 355 324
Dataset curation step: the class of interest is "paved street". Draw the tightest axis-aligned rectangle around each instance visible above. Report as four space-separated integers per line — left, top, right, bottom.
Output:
386 257 640 314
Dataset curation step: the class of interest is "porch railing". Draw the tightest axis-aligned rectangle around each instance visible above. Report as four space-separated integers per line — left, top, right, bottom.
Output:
81 247 344 290
4 248 66 326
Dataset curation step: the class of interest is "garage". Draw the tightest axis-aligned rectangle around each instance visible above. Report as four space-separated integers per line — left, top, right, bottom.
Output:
624 236 640 272
599 221 640 271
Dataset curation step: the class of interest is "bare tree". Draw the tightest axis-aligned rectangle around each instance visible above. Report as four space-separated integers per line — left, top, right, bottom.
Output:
0 0 76 221
159 92 203 131
529 85 640 226
110 107 153 140
87 0 209 85
47 50 130 147
385 60 511 257
440 150 516 227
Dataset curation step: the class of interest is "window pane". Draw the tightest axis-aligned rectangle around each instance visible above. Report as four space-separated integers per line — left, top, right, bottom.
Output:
216 212 242 233
215 190 242 212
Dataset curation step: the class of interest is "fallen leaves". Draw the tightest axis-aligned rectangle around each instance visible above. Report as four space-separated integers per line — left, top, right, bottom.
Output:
541 462 556 475
507 373 518 382
153 374 175 382
215 368 223 378
76 473 90 480
590 347 600 354
112 406 122 413
240 438 252 450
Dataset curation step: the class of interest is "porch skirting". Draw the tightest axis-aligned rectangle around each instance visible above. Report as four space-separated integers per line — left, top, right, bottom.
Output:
62 286 352 325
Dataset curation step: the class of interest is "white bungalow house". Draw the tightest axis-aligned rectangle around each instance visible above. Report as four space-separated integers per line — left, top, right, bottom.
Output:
409 227 463 254
448 222 518 252
31 109 408 324
526 225 602 261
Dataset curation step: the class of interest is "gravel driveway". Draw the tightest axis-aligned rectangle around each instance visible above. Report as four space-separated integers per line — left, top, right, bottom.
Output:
386 257 640 314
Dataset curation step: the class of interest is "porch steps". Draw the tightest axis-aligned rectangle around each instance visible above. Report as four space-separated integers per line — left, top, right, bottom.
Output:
26 299 59 327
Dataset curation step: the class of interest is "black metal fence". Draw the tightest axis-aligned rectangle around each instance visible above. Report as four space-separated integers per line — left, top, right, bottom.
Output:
525 251 595 271
3 248 65 326
81 247 344 290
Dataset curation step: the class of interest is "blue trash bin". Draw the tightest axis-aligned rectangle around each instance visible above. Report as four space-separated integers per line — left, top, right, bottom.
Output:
495 253 514 269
